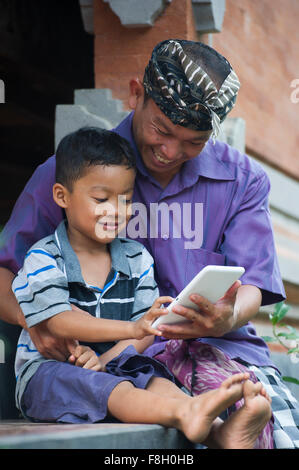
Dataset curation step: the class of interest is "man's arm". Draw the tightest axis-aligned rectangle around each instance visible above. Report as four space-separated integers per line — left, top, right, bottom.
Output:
0 267 25 326
0 266 77 361
158 169 284 340
157 283 262 339
0 156 72 359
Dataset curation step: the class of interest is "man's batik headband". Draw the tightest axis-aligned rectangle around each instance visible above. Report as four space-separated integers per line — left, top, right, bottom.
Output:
143 39 240 141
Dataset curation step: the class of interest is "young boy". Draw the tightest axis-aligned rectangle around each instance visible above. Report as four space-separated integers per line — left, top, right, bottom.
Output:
12 127 270 446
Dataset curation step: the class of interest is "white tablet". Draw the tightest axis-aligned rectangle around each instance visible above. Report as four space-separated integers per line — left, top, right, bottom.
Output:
152 265 245 328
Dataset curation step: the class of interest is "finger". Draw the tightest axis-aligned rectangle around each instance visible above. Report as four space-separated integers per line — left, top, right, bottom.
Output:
221 280 241 300
187 294 214 315
152 296 174 308
75 350 91 367
73 345 84 358
91 363 106 372
68 354 76 364
171 303 206 323
148 307 169 320
146 326 163 337
31 334 70 360
29 324 72 360
66 339 79 356
188 281 242 312
158 322 201 339
42 347 68 361
141 308 169 336
82 356 98 369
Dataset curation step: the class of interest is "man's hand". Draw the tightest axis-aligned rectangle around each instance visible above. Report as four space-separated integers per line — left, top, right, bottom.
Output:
28 321 78 361
68 345 106 371
157 281 241 339
27 304 90 361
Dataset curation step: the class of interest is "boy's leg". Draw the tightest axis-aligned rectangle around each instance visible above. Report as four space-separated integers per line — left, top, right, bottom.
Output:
107 372 250 444
21 360 142 423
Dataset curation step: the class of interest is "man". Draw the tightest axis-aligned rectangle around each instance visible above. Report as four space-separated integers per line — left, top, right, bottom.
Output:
0 39 298 448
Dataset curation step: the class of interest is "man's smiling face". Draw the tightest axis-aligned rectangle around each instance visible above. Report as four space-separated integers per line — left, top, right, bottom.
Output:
129 79 212 187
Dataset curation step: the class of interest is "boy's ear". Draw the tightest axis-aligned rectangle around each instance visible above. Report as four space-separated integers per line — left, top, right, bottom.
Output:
53 183 69 208
128 78 144 110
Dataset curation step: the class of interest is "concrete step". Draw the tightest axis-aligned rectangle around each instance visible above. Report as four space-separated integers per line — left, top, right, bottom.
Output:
0 420 194 449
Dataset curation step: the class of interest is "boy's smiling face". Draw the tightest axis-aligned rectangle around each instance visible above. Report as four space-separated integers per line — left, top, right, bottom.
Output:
53 163 135 248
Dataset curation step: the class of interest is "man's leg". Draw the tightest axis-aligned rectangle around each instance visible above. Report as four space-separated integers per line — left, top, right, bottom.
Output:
155 340 274 448
247 365 299 449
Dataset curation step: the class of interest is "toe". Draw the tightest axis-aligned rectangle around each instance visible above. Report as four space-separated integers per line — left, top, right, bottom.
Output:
243 379 259 398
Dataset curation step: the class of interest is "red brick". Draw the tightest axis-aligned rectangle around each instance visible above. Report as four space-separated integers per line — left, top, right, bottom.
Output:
94 0 196 99
213 0 299 179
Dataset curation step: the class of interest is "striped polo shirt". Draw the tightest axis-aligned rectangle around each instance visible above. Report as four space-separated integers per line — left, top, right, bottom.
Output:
13 220 159 408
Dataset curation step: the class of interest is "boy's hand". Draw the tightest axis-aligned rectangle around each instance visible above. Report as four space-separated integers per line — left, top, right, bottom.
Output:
68 345 106 371
133 296 173 340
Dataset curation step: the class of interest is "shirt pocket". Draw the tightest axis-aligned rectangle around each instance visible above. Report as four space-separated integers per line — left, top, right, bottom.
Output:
185 247 226 285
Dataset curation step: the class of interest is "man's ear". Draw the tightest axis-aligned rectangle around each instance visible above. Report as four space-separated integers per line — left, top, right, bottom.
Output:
128 78 144 110
53 183 69 209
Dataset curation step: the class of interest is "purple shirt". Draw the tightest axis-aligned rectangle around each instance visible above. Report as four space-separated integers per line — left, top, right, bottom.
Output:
0 112 285 367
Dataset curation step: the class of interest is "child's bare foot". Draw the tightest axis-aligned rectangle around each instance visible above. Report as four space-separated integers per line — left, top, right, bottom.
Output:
214 380 272 449
176 372 250 443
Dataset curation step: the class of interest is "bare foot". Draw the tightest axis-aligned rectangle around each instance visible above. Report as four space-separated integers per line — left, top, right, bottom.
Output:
176 372 250 443
213 380 272 449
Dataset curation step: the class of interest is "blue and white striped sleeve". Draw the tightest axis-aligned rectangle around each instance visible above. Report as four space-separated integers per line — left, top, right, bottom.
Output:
130 248 159 322
12 248 72 328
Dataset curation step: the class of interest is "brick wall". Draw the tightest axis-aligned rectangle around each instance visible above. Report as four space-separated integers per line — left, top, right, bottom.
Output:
94 0 196 107
213 0 299 179
93 0 299 179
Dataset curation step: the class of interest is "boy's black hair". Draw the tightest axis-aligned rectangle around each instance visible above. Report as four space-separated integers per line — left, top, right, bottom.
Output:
55 127 136 191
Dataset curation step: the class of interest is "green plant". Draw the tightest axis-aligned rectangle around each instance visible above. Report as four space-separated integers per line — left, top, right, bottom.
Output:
262 301 299 385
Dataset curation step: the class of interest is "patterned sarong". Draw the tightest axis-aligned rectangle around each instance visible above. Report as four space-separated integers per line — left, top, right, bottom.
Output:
155 339 274 449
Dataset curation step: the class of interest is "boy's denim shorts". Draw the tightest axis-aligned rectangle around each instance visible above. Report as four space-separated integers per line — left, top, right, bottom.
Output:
21 345 174 423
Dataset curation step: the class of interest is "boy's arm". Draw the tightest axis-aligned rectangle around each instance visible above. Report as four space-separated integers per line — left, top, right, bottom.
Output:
93 246 164 366
12 249 124 342
45 309 137 342
45 295 169 347
95 337 154 368
12 248 164 355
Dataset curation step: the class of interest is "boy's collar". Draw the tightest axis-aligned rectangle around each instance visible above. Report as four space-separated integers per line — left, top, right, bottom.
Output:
109 237 131 278
55 221 131 284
